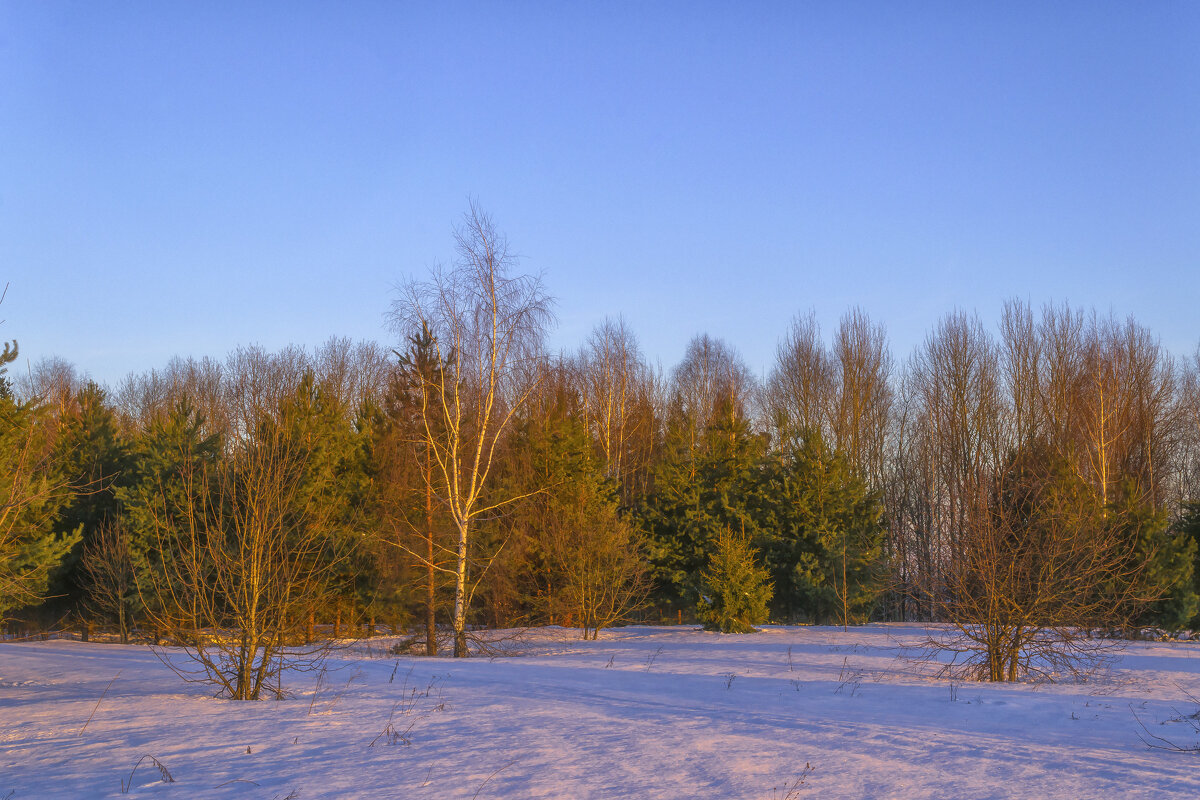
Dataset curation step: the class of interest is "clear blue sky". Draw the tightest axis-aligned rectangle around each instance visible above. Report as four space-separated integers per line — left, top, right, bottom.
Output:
3 2 1198 386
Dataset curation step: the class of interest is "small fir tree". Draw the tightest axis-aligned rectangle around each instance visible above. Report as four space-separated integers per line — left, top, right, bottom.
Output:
1176 503 1200 630
696 528 773 634
1110 483 1198 632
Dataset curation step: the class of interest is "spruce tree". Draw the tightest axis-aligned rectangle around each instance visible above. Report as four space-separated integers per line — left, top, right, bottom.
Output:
762 430 885 625
1175 503 1200 630
268 370 389 630
497 384 648 638
49 382 130 606
639 410 768 609
1109 483 1198 632
117 397 223 628
0 380 78 619
696 528 773 633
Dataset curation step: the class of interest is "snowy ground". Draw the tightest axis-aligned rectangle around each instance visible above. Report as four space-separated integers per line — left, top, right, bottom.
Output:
3 624 1200 799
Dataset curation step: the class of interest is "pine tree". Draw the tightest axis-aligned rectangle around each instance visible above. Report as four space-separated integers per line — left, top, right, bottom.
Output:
1175 503 1200 630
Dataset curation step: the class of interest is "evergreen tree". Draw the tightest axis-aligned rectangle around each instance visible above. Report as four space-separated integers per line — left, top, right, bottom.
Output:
49 381 130 605
117 398 223 629
269 371 387 629
386 323 454 652
0 381 78 619
1175 503 1200 629
497 382 648 637
639 409 768 608
1110 483 1198 632
762 430 885 624
696 528 773 633
638 411 886 625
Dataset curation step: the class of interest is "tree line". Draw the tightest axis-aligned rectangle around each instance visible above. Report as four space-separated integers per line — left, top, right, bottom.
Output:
4 208 1200 687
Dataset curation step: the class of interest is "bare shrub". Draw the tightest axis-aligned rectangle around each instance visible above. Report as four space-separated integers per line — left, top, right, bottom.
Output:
539 476 649 640
81 518 137 643
138 402 343 700
924 444 1157 682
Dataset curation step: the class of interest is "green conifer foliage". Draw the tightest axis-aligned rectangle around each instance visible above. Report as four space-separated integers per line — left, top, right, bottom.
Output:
117 398 223 622
50 381 130 602
0 383 78 619
1175 503 1200 629
1109 483 1199 632
487 374 649 636
763 431 885 625
640 412 768 606
696 529 773 633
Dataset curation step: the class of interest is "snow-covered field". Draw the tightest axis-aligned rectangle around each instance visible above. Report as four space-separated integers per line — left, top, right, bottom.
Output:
3 624 1200 799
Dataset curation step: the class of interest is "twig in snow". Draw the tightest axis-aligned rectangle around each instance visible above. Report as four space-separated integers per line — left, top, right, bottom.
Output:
326 667 364 711
644 646 664 672
769 762 814 799
119 754 174 793
78 670 120 736
1130 704 1200 752
306 667 328 716
469 759 517 800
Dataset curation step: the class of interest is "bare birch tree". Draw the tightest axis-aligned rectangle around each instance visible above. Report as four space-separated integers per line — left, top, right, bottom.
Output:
1036 302 1087 457
1179 346 1200 506
765 310 834 452
831 307 893 487
901 311 1003 617
578 318 651 487
390 203 553 657
999 298 1042 450
671 333 755 456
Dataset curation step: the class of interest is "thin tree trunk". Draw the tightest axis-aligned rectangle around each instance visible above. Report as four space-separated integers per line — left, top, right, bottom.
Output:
425 459 437 656
453 518 468 658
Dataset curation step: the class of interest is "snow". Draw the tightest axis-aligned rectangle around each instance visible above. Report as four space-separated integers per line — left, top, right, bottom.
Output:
3 624 1200 799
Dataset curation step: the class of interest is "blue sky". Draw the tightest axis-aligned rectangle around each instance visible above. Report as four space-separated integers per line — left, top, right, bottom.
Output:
2 2 1198 385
